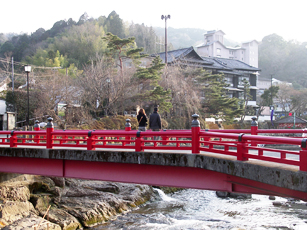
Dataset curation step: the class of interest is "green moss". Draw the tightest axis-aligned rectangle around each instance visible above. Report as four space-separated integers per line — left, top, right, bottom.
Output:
29 182 51 194
292 175 300 186
228 162 236 174
84 216 106 227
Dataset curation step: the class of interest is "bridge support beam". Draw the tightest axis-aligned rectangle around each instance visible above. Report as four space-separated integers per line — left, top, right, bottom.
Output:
1 155 307 201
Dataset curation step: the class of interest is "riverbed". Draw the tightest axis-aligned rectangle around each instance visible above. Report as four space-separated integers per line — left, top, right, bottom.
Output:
91 189 307 229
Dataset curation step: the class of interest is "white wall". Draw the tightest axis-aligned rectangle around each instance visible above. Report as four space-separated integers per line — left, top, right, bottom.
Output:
0 100 6 114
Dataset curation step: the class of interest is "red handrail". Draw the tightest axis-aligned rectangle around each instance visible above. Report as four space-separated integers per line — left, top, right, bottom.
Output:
2 116 307 171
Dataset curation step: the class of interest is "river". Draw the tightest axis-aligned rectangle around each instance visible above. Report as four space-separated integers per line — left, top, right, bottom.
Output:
90 188 307 230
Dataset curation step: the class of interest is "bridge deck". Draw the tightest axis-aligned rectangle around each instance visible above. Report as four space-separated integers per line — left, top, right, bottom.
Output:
0 145 300 172
0 146 306 200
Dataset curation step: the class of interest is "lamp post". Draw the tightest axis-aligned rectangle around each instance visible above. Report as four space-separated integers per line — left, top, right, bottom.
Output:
25 65 31 126
270 74 273 107
161 15 170 64
106 78 110 116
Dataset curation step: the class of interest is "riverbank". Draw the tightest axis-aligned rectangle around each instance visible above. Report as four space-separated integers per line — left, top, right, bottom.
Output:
0 173 154 229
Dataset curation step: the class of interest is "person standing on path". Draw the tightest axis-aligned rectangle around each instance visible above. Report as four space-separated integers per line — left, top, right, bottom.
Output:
137 108 148 131
149 107 162 141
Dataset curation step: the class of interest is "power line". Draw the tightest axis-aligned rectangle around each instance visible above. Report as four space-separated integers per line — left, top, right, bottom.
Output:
0 58 62 69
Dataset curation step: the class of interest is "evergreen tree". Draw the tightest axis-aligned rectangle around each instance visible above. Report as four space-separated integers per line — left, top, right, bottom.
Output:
239 78 254 122
134 56 171 112
260 85 279 106
104 11 125 38
103 32 143 75
193 69 242 123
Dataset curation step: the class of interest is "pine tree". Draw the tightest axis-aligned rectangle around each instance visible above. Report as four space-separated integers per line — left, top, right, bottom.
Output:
134 56 172 112
193 69 243 123
103 32 143 76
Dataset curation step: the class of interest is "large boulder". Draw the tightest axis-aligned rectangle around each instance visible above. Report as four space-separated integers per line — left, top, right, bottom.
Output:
0 176 154 229
0 185 38 226
54 179 153 227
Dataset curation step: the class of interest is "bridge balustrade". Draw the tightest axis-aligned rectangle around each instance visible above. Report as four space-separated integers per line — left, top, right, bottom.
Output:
1 116 307 171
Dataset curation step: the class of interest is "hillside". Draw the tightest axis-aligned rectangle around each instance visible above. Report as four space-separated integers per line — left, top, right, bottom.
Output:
1 11 307 89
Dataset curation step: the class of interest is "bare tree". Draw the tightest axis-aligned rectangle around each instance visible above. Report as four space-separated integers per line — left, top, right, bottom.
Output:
31 68 83 126
78 55 137 117
160 65 201 118
276 83 297 113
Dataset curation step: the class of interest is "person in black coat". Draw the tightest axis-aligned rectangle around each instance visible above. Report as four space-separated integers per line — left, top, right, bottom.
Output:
137 108 148 131
149 107 162 131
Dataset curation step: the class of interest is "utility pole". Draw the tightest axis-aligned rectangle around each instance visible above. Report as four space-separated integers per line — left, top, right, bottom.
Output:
161 15 170 64
11 57 14 91
270 74 273 107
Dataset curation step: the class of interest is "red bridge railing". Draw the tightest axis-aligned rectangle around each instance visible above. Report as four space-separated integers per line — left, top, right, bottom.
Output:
1 116 307 171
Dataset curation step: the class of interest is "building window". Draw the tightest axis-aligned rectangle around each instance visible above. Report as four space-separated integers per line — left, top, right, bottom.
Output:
225 77 233 86
227 93 233 98
217 48 221 54
140 61 147 67
238 92 244 99
238 76 250 85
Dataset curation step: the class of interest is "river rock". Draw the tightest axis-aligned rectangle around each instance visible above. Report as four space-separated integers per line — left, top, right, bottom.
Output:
216 191 229 198
1 214 61 230
0 175 154 229
54 179 153 227
215 191 252 199
0 184 39 226
229 193 252 199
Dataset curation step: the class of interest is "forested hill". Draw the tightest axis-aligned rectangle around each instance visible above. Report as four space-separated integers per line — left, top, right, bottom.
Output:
1 11 307 89
259 34 307 89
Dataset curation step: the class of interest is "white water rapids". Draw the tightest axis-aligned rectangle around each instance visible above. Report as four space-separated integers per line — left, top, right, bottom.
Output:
92 188 307 229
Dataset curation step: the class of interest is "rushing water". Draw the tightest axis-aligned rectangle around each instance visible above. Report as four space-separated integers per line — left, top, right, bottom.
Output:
91 189 307 230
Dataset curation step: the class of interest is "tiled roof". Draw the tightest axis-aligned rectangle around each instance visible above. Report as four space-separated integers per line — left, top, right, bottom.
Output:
275 116 307 124
201 57 230 70
213 57 260 72
152 47 213 65
151 47 260 73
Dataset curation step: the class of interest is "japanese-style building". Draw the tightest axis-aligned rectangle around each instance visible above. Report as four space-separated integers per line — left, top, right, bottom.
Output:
152 46 260 107
274 116 307 129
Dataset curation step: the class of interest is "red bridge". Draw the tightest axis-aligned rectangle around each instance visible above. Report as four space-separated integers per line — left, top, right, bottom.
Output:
1 115 307 201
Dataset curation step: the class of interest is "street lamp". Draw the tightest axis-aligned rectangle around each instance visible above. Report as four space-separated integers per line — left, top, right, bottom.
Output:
106 78 110 116
25 65 31 126
161 15 170 64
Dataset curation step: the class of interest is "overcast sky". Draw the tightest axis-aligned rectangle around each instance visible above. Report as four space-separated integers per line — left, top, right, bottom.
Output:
1 0 306 43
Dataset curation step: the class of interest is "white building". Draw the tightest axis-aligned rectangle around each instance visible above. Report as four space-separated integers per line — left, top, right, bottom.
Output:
257 77 292 95
196 30 259 68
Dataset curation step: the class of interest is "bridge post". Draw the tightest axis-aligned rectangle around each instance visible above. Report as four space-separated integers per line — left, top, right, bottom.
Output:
10 131 17 147
34 120 40 143
162 129 169 145
237 134 248 161
135 131 142 152
87 131 95 150
46 117 54 149
251 117 258 147
191 114 200 154
300 139 307 171
125 119 131 145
